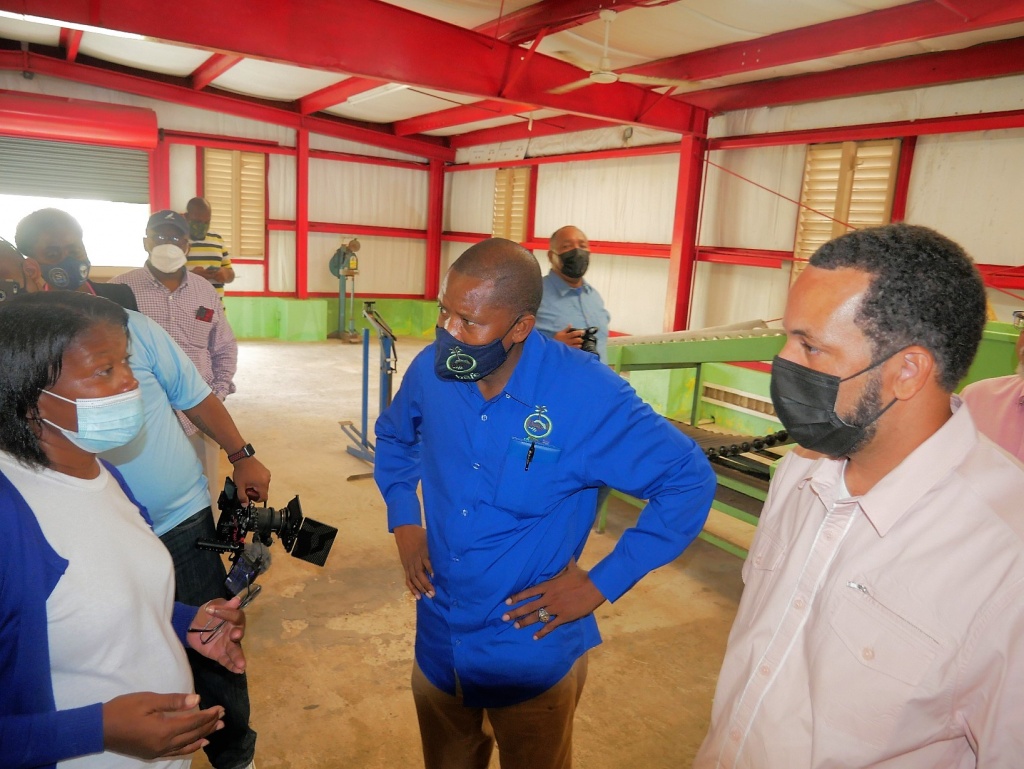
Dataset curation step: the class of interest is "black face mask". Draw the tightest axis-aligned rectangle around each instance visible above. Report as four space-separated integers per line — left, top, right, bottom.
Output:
433 317 520 382
0 278 23 303
557 248 590 280
769 353 898 458
41 254 90 291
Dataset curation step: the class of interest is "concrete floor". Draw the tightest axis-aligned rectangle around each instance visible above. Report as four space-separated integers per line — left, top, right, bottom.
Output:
193 338 744 769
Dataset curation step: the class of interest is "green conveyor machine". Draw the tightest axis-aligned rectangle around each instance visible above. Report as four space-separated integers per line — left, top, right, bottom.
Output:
600 320 1019 559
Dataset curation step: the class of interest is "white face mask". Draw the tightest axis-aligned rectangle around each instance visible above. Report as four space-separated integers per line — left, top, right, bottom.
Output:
149 243 187 273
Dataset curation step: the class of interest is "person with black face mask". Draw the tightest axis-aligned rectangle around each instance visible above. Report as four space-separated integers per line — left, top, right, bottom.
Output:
14 208 139 312
535 225 611 362
695 223 1024 769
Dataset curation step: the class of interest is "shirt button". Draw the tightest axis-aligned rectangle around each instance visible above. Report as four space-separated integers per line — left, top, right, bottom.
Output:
452 555 460 562
862 647 875 661
480 415 488 421
472 463 480 470
504 394 511 399
825 530 835 541
753 556 762 566
759 664 771 676
460 508 468 516
794 598 806 610
730 728 741 743
455 639 462 646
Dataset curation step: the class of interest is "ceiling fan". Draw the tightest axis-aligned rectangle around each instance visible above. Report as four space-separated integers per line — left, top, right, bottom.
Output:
549 9 691 95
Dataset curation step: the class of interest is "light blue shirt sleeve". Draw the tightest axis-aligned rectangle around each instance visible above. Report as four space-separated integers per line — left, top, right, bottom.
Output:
127 311 211 411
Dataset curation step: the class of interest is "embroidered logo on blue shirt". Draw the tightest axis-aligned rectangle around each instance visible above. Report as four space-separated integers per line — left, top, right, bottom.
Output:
524 405 553 440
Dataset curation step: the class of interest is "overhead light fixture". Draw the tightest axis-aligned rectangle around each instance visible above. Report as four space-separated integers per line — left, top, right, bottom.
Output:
0 11 145 40
346 83 409 105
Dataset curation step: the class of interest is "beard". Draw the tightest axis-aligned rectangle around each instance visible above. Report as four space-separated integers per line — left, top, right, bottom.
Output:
840 369 884 456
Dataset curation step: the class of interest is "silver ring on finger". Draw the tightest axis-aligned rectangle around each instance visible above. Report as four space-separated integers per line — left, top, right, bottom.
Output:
537 607 551 623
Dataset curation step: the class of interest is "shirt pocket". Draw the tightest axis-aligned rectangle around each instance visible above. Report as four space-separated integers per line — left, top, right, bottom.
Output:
819 584 941 747
492 438 563 518
185 314 213 348
740 529 785 617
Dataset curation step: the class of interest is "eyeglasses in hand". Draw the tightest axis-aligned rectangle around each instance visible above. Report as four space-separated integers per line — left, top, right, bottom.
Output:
187 582 261 646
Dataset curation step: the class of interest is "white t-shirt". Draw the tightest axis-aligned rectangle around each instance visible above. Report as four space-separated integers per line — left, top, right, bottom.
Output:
0 451 192 769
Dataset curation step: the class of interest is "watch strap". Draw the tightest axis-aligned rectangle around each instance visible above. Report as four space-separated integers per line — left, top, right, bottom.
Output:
227 443 255 464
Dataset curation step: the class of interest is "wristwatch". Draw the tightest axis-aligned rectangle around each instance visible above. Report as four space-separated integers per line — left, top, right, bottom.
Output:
227 443 255 464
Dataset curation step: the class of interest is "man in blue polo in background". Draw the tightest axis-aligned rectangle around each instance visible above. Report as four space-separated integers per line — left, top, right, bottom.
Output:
535 225 611 362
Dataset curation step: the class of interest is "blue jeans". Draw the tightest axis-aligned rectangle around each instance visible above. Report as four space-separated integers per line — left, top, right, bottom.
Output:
160 507 257 769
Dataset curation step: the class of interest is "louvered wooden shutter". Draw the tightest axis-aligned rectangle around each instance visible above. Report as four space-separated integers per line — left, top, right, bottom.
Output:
792 139 900 282
202 148 266 258
491 167 530 243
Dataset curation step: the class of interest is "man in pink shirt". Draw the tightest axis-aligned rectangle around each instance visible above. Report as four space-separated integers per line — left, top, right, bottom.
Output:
695 223 1024 768
960 316 1024 462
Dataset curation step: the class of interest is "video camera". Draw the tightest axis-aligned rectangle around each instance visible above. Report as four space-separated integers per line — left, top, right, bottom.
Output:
196 478 338 595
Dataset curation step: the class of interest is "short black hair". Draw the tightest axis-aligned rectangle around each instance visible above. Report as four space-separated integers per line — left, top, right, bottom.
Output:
0 291 129 469
810 223 986 391
450 238 543 316
14 208 83 257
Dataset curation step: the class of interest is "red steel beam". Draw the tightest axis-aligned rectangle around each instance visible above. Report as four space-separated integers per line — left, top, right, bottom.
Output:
295 128 309 299
190 52 242 90
424 159 444 299
448 114 614 149
3 0 701 134
624 0 1024 83
890 135 916 223
665 131 707 331
394 99 538 136
473 0 652 44
0 49 455 160
58 27 82 62
680 37 1024 114
297 77 384 115
709 108 1024 150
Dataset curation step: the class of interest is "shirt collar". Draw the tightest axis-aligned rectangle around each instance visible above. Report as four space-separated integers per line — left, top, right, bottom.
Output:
797 397 978 536
500 330 548 407
546 271 591 297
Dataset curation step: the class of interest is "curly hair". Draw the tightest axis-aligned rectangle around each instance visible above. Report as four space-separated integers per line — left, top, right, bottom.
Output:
451 238 543 316
810 223 986 391
0 291 128 469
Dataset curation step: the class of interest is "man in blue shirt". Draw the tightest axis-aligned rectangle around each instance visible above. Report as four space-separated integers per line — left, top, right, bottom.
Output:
535 225 611 362
375 238 716 769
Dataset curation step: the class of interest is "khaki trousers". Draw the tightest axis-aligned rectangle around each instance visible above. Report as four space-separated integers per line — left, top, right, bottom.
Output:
411 654 588 769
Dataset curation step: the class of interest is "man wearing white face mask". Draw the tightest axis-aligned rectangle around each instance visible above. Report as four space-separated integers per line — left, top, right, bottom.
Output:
111 210 237 491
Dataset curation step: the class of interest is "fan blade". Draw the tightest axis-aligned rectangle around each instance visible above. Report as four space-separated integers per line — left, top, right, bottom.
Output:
552 49 594 71
618 73 693 88
548 77 594 95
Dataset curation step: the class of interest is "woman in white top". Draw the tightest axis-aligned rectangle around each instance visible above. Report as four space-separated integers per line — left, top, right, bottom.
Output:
0 291 247 769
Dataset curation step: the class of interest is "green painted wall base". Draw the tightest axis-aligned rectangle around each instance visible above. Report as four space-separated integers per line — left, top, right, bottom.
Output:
223 297 437 341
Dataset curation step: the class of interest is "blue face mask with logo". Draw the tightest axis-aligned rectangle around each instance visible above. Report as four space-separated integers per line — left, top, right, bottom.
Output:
433 318 520 382
41 387 144 453
41 255 91 291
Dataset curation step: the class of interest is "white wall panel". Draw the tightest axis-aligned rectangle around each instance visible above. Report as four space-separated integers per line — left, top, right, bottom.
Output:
710 75 1024 138
700 145 805 250
230 263 265 293
306 233 426 295
268 154 297 221
906 128 1024 265
535 154 678 244
689 262 791 330
308 159 428 228
168 144 197 210
268 230 296 293
445 169 496 234
309 133 427 163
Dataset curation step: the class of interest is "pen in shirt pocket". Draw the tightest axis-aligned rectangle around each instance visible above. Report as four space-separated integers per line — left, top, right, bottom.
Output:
524 441 536 471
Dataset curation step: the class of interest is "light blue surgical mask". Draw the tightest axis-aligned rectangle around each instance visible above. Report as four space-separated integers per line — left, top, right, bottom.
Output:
41 387 144 453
